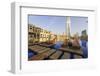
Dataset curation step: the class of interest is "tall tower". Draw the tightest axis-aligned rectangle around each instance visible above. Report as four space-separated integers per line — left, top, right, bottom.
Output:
66 16 71 39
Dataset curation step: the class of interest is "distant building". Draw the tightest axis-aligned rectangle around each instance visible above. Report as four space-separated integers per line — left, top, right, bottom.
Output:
56 33 67 42
81 30 88 40
82 30 87 36
66 17 71 39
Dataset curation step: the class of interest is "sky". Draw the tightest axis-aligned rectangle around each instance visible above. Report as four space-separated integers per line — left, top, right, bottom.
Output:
28 15 88 36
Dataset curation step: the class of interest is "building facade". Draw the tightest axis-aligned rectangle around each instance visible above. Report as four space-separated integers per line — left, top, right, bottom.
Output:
28 24 51 45
28 24 69 45
39 29 51 42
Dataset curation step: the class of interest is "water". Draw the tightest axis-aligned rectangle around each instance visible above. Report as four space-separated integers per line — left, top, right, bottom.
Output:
55 41 64 45
54 41 64 49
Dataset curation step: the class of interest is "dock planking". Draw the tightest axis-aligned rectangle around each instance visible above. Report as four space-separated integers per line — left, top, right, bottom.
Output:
42 49 56 57
49 50 62 59
29 54 46 60
29 49 54 60
74 55 82 58
29 45 47 53
28 45 83 60
59 47 83 56
61 52 70 59
37 48 51 54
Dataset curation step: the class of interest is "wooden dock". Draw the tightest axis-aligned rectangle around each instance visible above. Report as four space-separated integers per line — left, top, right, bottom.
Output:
28 44 83 61
61 52 70 59
59 47 83 56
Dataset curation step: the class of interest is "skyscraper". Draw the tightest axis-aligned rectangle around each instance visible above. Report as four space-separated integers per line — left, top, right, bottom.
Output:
66 16 71 39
